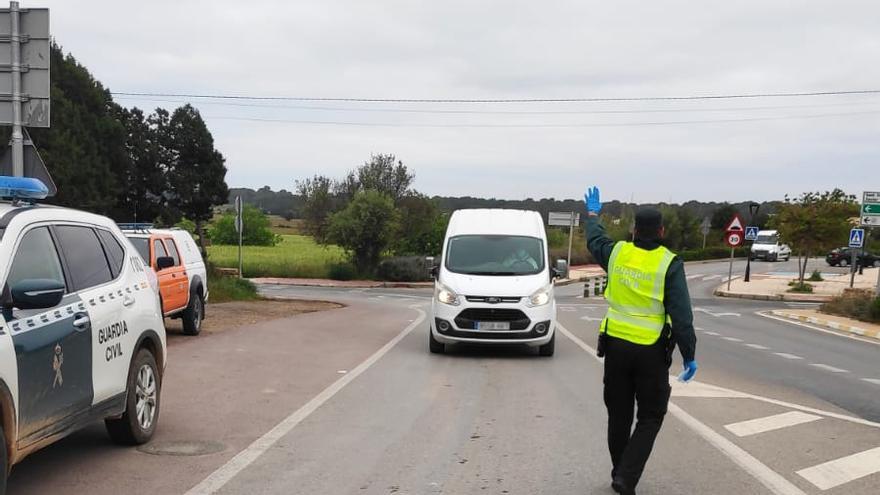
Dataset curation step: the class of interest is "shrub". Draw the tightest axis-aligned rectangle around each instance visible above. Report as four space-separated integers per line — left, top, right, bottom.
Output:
206 264 259 302
377 256 431 282
210 205 279 246
787 281 813 293
328 262 357 281
808 270 824 282
821 289 879 323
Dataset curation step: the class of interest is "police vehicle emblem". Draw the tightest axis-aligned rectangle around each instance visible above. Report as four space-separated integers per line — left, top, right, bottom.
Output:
487 297 501 304
52 343 64 388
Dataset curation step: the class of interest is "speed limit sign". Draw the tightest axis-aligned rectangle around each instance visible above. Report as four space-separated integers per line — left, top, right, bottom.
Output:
725 231 743 247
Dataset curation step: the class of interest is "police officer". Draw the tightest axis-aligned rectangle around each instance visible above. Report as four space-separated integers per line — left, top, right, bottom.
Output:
584 186 698 495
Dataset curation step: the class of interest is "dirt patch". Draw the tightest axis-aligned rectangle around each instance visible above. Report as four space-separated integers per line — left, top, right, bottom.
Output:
165 299 343 340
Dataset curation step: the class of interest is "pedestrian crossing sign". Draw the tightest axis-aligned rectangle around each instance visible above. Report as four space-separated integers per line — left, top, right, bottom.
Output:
849 228 864 248
745 226 759 241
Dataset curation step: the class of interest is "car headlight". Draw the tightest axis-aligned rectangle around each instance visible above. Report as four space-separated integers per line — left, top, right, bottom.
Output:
527 285 552 307
435 282 460 306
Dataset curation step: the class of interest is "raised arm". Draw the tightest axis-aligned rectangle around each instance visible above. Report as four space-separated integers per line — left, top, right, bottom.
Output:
584 186 617 271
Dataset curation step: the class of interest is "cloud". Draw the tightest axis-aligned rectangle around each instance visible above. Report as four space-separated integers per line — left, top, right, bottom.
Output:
42 0 880 202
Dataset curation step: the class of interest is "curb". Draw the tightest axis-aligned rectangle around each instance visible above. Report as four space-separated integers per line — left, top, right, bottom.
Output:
769 310 880 340
685 257 747 266
713 289 832 303
249 278 433 289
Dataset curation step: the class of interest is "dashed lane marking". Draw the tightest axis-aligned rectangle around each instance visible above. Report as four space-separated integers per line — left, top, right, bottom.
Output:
773 353 804 360
758 311 880 347
724 411 822 437
863 378 880 386
702 274 722 281
184 306 427 495
686 274 704 280
722 337 743 342
704 331 721 336
809 363 849 373
797 446 880 491
744 343 770 350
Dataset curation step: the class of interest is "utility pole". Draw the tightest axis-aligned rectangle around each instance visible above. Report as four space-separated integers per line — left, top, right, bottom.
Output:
10 1 23 176
566 211 575 270
744 203 760 282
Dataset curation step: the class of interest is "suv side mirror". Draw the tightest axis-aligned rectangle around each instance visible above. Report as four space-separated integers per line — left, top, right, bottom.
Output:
9 279 65 310
156 256 175 271
553 259 569 280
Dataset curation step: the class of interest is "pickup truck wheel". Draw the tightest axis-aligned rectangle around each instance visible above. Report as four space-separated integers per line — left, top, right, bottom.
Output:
106 348 160 445
181 289 204 336
538 333 556 357
0 424 7 495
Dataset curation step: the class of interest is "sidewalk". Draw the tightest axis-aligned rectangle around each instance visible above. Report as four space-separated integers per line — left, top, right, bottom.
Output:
555 264 605 286
715 267 878 302
769 308 880 341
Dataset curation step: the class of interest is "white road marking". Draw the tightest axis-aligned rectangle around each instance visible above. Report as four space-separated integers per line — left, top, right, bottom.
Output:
184 307 427 495
704 331 721 336
694 326 705 331
758 311 880 347
724 411 822 437
702 274 722 281
773 353 804 360
796 446 880 490
695 307 741 318
809 363 849 373
722 337 743 342
744 343 770 350
863 378 880 386
556 324 808 495
580 316 603 322
686 274 703 280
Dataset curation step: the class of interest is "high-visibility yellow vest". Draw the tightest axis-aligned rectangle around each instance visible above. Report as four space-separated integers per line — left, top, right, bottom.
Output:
601 241 675 345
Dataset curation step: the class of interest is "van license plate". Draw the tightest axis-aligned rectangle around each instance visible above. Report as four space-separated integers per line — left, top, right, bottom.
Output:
477 321 510 331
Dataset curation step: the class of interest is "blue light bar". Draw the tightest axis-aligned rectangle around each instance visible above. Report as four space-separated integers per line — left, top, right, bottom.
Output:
0 176 49 200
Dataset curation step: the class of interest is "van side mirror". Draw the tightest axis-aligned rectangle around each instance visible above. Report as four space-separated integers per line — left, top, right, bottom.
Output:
9 279 65 310
426 256 439 279
553 259 569 280
156 256 175 271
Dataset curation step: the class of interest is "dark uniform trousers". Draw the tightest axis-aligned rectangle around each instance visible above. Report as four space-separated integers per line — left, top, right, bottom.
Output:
603 333 673 487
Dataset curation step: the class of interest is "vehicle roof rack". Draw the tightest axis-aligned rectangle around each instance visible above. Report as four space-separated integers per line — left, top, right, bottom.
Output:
118 222 155 232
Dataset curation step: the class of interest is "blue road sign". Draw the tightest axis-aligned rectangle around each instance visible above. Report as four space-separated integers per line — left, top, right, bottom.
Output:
745 226 759 241
849 228 865 248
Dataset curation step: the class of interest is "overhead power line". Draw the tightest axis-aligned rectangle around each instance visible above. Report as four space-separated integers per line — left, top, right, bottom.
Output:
111 89 880 104
204 109 880 128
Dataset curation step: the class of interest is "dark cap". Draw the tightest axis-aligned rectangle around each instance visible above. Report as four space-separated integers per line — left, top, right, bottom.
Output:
634 208 663 240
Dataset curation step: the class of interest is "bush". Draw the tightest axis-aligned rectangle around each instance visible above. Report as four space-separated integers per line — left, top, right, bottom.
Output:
808 270 824 282
787 281 813 293
377 256 431 282
207 269 259 302
328 262 357 281
821 289 880 323
546 228 568 249
678 247 749 262
210 204 279 246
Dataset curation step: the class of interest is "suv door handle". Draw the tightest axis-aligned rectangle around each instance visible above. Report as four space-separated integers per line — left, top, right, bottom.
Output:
72 313 91 331
123 295 136 307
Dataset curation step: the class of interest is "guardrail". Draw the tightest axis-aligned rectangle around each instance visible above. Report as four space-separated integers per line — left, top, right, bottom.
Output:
583 275 608 298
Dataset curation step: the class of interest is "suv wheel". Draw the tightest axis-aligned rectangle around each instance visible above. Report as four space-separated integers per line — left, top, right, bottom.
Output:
106 348 161 445
181 288 204 336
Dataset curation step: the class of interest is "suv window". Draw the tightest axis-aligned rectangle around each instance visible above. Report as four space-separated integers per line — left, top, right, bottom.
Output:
127 236 151 264
97 229 126 278
165 239 181 266
55 226 114 291
7 227 66 291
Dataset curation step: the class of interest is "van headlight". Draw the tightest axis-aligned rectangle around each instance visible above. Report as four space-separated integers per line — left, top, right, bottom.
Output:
527 286 552 307
435 282 460 306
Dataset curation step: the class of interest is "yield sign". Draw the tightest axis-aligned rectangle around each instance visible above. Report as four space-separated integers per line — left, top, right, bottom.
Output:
724 214 745 232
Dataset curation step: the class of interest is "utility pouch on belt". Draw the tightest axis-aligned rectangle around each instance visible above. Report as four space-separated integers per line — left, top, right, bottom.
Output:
664 326 675 368
597 320 607 358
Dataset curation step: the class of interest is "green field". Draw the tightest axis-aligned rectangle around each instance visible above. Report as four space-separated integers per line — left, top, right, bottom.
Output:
208 234 346 278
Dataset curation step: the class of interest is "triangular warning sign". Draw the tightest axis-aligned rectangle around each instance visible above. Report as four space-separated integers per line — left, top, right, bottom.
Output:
0 129 57 197
725 214 744 232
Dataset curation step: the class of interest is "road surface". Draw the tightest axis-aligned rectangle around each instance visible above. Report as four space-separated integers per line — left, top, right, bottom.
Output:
8 258 880 494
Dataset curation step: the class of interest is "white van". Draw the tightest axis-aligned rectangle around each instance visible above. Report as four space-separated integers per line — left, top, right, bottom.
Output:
750 229 792 262
428 209 566 356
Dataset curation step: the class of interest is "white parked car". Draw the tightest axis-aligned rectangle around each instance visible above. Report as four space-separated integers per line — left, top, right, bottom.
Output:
750 229 792 262
428 209 565 356
0 178 167 492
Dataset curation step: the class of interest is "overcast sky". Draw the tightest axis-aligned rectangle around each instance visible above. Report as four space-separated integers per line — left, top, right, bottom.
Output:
41 0 879 203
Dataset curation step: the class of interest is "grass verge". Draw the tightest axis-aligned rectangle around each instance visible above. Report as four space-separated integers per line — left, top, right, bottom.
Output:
208 234 346 278
820 289 880 324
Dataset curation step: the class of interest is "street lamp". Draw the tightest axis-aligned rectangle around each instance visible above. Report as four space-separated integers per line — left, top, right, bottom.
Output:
744 203 760 283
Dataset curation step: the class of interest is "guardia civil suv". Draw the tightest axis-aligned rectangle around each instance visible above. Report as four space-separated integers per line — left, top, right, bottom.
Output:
0 177 167 493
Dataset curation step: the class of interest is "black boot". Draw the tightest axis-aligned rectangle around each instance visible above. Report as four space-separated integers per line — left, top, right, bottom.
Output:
611 477 636 495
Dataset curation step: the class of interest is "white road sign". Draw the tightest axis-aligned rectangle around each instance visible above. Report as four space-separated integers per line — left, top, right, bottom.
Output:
548 211 579 227
0 7 50 127
863 191 880 226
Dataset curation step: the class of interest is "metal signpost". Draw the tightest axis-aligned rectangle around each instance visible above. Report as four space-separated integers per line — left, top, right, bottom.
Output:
235 196 243 278
724 214 745 290
700 217 710 249
849 228 864 289
0 2 49 178
549 211 580 269
861 192 880 293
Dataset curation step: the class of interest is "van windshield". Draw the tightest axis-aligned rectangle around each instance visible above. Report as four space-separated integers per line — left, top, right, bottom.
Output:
755 234 778 244
445 235 545 276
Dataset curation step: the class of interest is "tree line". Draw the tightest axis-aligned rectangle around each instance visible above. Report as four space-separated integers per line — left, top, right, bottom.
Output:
2 44 228 251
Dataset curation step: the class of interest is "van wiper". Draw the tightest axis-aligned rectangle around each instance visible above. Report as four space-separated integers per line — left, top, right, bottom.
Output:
467 271 518 276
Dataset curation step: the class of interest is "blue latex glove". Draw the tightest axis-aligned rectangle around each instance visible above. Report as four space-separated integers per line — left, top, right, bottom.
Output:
584 186 602 214
678 360 698 383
